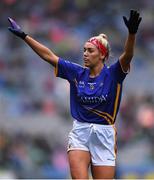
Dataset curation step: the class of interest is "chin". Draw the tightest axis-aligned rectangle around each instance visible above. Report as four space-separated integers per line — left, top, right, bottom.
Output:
84 63 90 67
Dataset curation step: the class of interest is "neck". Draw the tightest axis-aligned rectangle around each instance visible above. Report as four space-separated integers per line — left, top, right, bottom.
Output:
89 63 104 78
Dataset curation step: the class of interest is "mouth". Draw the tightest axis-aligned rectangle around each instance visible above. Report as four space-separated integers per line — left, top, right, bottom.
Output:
83 60 90 67
84 60 89 65
83 57 89 62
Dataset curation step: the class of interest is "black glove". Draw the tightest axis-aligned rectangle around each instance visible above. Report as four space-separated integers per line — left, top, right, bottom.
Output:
123 10 142 34
8 17 27 40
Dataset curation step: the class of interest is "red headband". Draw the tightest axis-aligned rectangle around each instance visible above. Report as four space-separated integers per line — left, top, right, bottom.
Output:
87 38 108 58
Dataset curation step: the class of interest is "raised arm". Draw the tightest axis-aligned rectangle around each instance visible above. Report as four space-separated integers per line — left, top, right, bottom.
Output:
119 10 142 72
8 17 58 67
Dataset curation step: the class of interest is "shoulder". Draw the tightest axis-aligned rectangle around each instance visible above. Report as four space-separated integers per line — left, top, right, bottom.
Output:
105 59 129 82
59 57 82 67
105 60 123 73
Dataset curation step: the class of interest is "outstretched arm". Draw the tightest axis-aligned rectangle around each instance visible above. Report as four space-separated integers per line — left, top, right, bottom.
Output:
8 17 58 67
119 10 142 72
24 35 59 67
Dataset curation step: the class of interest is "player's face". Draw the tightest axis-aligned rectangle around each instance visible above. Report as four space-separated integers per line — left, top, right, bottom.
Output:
83 42 104 68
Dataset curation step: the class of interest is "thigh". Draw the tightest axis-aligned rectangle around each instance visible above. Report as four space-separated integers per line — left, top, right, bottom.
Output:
91 165 115 179
68 150 91 179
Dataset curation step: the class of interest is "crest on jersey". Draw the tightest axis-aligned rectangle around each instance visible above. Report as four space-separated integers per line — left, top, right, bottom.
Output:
88 82 96 90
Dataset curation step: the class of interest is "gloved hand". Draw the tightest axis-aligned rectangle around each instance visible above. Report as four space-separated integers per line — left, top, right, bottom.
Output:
8 17 27 40
123 10 142 34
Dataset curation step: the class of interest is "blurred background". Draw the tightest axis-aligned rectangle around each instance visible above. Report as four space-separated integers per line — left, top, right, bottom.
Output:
0 0 154 179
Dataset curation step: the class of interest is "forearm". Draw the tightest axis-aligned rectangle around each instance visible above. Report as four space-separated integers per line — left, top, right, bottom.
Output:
124 33 135 56
119 33 136 71
24 35 58 67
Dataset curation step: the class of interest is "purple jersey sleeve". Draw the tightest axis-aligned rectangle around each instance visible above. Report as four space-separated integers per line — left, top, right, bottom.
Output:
55 57 84 82
109 60 128 83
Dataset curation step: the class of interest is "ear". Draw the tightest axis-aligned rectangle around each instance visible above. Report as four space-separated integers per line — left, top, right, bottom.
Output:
100 53 105 61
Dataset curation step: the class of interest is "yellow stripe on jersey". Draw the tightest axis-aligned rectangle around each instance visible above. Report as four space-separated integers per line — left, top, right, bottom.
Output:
84 107 113 125
113 83 121 121
85 107 113 124
92 109 114 122
91 110 112 125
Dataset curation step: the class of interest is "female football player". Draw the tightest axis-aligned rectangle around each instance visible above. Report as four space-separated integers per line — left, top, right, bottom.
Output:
8 10 141 179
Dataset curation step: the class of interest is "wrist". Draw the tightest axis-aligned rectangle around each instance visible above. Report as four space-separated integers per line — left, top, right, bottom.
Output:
128 27 138 34
128 32 136 36
21 32 28 40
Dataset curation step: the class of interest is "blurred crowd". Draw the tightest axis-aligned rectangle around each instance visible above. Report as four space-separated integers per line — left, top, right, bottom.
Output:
0 130 69 178
0 0 154 178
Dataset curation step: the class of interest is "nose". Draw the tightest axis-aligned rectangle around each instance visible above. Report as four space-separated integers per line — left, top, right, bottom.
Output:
84 50 88 57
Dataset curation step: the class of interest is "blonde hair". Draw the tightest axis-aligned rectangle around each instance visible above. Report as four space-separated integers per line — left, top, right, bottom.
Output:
89 33 110 61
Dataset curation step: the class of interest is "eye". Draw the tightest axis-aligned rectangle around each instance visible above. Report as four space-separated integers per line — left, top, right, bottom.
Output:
83 47 95 53
88 48 95 53
89 49 93 53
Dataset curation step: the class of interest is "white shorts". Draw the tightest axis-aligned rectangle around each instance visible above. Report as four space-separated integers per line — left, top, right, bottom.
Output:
67 120 117 166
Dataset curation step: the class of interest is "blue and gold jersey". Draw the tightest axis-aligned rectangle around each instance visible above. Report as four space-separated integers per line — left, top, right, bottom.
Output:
55 58 128 125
